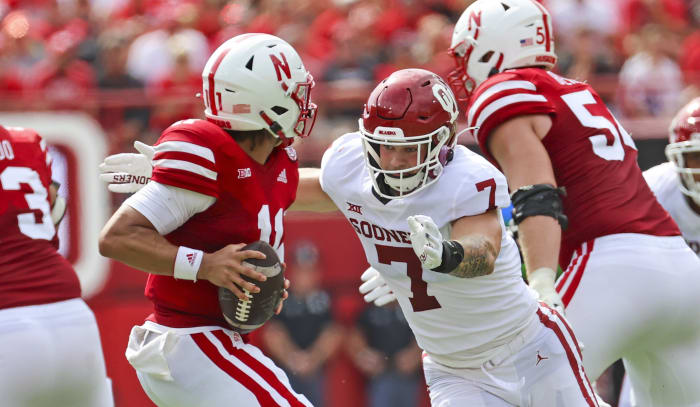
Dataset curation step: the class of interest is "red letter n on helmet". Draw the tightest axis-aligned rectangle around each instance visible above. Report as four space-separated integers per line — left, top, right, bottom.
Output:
270 53 291 82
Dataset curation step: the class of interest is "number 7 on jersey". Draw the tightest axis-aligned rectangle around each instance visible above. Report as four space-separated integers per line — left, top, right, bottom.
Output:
375 244 441 312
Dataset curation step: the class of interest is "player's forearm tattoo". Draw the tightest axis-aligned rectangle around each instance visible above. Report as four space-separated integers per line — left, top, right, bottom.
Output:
449 236 497 278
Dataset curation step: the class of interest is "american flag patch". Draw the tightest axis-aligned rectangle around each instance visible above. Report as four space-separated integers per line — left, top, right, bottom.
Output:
233 104 251 113
520 38 533 47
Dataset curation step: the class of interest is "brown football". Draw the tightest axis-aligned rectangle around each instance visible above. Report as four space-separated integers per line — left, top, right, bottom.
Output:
218 240 284 334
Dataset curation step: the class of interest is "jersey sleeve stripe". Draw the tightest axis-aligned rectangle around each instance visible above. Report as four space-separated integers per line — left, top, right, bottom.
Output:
153 151 217 172
153 159 218 181
473 93 548 129
38 137 52 167
155 141 215 163
467 80 538 125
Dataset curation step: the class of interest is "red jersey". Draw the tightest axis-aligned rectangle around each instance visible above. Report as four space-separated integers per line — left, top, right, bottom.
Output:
470 68 680 266
0 126 81 309
145 119 299 328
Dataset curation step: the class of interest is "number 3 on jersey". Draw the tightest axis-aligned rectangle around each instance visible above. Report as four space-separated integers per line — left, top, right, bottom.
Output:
561 89 636 161
0 166 55 240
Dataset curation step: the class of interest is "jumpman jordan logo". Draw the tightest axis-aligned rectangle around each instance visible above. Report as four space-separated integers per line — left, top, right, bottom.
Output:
536 351 549 366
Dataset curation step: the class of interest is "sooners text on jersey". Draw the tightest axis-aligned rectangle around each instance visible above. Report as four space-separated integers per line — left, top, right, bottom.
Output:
146 119 298 328
0 126 80 309
470 69 680 266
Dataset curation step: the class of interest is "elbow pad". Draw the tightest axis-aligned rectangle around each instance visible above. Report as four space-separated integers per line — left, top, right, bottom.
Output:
511 184 568 230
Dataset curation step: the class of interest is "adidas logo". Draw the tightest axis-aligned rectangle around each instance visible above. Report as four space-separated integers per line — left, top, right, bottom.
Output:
277 169 287 183
186 252 198 266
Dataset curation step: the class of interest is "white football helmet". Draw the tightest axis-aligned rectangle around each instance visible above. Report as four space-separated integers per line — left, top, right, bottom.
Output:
202 33 317 146
359 69 461 199
448 0 557 100
666 97 700 206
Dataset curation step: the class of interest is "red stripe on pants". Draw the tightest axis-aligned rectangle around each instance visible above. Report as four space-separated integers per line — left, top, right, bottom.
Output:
547 304 584 360
561 241 595 307
556 248 581 292
211 330 308 407
537 308 598 407
191 332 280 406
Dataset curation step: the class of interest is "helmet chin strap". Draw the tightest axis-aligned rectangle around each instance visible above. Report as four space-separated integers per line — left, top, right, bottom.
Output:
385 170 425 194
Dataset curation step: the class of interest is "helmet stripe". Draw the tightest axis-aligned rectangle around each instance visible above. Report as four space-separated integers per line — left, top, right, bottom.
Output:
207 47 232 116
530 0 551 52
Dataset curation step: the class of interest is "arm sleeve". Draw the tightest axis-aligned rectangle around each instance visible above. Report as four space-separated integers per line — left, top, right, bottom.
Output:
125 181 215 235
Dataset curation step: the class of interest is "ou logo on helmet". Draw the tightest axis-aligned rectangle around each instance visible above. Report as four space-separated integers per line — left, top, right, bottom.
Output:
433 83 459 122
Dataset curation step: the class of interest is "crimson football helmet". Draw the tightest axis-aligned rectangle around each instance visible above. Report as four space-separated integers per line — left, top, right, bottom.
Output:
360 69 460 199
202 33 317 147
448 0 557 100
666 97 700 205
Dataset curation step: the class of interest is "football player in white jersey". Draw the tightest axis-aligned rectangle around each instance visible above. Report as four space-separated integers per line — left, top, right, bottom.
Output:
618 98 700 407
644 97 700 254
102 68 602 406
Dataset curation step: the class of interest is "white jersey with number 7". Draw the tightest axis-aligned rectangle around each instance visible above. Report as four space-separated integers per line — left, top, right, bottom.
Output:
320 132 537 368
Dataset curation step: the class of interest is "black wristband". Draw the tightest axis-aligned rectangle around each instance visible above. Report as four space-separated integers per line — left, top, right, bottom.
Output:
431 240 465 274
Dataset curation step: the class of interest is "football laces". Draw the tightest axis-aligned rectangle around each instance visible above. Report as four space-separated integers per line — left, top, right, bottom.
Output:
235 289 253 321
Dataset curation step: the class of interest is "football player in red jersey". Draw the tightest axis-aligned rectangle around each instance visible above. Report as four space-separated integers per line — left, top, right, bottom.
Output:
0 125 113 406
99 34 316 407
448 0 700 405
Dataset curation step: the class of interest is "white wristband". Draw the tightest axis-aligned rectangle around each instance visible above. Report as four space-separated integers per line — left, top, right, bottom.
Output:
174 246 204 281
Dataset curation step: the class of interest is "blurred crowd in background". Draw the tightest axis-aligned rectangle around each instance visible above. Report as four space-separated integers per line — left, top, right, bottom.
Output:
2 0 700 161
1 0 699 405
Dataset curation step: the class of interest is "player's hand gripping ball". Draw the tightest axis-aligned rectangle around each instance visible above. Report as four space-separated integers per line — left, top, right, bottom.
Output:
218 241 285 334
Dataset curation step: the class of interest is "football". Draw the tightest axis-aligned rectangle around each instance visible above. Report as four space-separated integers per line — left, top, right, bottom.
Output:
218 240 285 334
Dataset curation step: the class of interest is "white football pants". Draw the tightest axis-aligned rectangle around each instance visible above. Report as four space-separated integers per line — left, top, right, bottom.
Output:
556 234 700 407
423 304 600 406
127 321 313 407
0 298 113 407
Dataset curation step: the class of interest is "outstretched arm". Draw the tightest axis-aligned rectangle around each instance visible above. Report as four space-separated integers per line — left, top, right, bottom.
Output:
288 168 338 212
488 114 565 313
488 114 559 274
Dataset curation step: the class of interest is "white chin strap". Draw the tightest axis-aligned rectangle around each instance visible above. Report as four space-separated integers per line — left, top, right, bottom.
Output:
385 170 424 193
